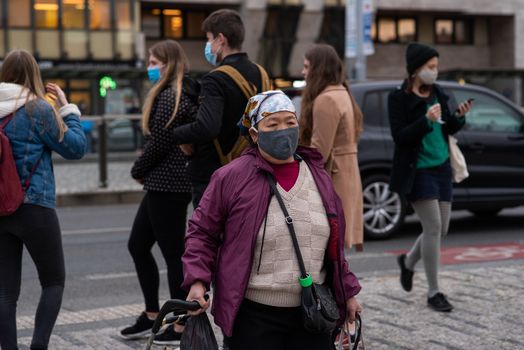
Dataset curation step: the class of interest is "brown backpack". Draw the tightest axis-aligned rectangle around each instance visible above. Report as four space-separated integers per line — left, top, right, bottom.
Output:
212 64 271 166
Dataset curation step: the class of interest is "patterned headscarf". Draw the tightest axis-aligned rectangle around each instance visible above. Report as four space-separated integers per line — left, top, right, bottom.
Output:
238 90 296 135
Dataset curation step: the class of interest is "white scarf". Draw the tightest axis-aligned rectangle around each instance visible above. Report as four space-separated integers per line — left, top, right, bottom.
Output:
0 83 36 119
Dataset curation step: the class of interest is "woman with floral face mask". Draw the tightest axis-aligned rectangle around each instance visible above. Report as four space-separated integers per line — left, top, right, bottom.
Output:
388 43 472 312
182 91 362 349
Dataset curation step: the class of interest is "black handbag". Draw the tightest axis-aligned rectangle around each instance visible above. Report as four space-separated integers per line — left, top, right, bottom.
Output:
266 173 340 334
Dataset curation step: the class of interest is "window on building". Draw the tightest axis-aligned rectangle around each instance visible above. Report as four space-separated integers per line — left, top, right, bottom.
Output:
141 7 210 40
377 18 396 43
34 0 59 28
435 18 473 45
142 9 161 38
372 16 417 44
63 0 86 29
398 19 416 42
116 0 132 30
318 5 345 58
186 12 207 39
163 9 183 39
89 0 111 30
8 0 31 27
260 5 302 77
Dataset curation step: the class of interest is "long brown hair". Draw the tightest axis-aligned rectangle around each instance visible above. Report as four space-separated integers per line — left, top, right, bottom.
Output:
142 40 189 135
299 44 363 145
0 49 66 140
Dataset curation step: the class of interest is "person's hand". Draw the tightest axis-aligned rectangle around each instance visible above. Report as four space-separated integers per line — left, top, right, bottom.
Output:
345 296 362 323
426 103 442 122
179 144 194 156
187 281 209 316
456 100 473 117
45 83 68 108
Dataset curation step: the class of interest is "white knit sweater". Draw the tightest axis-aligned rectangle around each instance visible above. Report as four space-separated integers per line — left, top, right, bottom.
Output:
245 161 330 307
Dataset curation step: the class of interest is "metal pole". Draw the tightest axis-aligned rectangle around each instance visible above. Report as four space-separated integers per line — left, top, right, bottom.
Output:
98 119 108 188
355 0 366 82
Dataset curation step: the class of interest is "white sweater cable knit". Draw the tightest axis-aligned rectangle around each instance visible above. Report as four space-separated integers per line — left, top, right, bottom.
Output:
246 161 330 307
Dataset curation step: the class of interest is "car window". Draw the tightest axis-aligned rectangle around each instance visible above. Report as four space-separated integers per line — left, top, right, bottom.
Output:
362 91 382 126
380 91 392 127
452 89 523 133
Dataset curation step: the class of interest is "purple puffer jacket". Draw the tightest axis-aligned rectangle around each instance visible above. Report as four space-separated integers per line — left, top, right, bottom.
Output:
182 146 361 337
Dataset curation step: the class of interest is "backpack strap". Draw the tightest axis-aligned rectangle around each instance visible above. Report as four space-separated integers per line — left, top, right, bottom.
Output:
211 64 272 165
212 65 257 100
255 64 271 92
0 113 15 129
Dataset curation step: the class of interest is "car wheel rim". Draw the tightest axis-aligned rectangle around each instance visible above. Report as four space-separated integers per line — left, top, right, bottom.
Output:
363 181 402 236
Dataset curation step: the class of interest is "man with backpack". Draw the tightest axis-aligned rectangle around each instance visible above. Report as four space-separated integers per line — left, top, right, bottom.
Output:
172 9 270 208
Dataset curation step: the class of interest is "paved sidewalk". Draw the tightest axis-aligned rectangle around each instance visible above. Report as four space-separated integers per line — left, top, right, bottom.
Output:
16 264 524 349
54 160 144 206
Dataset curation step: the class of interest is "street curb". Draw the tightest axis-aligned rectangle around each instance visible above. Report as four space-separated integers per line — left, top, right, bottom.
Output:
56 190 144 207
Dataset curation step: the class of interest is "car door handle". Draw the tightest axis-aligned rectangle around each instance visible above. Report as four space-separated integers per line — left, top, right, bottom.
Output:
508 135 524 141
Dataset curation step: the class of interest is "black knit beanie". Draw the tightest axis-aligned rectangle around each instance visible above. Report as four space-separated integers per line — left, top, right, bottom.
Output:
406 42 439 75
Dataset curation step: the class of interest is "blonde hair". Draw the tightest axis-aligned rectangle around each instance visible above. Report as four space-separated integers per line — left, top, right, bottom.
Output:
142 40 189 135
0 49 66 141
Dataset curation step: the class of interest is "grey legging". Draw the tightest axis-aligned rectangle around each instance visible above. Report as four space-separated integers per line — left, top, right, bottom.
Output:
0 204 65 350
404 200 451 297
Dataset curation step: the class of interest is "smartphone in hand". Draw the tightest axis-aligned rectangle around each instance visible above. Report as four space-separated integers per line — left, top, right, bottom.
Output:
454 98 474 116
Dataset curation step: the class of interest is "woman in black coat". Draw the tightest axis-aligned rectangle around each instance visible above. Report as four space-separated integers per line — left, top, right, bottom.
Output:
388 43 472 312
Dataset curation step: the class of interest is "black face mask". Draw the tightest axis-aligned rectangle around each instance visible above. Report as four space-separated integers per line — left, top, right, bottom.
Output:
257 126 299 160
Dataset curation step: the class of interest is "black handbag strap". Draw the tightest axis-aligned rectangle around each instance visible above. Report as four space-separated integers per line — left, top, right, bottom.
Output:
266 173 309 279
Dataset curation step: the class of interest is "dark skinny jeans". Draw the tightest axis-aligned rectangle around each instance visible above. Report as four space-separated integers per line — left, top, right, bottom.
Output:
0 204 66 350
128 191 191 312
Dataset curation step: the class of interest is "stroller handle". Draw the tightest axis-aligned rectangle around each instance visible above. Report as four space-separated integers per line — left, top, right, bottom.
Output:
151 296 209 333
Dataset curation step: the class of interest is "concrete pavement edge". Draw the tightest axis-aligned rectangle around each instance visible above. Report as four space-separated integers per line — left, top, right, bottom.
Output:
57 190 144 207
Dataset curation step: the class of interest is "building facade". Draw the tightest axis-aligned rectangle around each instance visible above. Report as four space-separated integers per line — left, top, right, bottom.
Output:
142 0 524 102
0 0 143 114
1 0 523 111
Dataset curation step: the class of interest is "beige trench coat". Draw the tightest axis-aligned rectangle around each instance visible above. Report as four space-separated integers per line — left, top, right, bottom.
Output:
310 85 363 249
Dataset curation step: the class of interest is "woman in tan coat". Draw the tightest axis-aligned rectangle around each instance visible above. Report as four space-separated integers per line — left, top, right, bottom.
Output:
300 44 364 251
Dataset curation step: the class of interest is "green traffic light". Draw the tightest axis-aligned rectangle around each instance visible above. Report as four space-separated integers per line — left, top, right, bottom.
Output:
99 76 117 97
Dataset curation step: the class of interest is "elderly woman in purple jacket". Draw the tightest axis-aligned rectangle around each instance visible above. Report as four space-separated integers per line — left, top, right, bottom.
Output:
182 91 361 349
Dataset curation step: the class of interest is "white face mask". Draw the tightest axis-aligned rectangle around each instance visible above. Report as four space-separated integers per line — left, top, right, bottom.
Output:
418 69 438 85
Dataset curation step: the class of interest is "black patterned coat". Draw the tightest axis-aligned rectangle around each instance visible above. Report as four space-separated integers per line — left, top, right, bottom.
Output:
131 77 199 192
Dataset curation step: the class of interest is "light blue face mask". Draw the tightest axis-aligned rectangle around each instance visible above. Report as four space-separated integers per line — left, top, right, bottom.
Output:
205 41 218 66
147 66 161 83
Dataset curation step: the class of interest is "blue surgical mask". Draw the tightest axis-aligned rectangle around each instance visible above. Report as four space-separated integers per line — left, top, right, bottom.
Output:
147 66 161 83
205 41 218 66
256 127 299 161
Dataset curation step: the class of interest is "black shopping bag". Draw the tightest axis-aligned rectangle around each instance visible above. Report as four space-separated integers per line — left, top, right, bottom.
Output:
180 313 219 350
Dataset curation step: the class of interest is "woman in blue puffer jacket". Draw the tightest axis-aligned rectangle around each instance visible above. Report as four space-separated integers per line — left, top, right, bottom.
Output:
0 49 86 350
